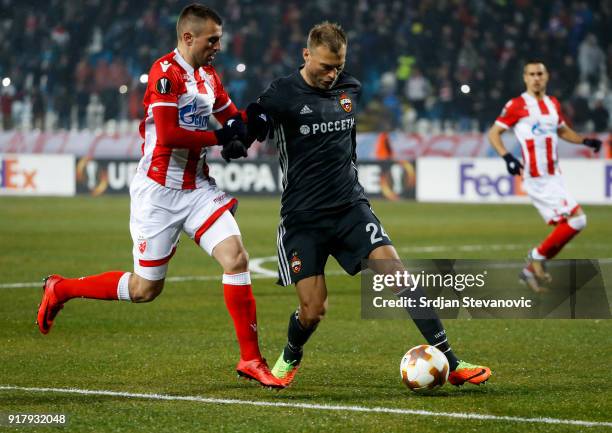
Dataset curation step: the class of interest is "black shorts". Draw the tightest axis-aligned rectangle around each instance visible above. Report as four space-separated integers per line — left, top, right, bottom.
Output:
276 202 393 286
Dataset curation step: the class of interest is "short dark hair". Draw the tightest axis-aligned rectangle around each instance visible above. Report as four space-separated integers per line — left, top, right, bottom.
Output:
523 59 547 72
176 4 222 40
307 21 347 53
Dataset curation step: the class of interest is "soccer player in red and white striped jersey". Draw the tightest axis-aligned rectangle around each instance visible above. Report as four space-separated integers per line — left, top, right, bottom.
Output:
488 60 601 290
36 4 282 388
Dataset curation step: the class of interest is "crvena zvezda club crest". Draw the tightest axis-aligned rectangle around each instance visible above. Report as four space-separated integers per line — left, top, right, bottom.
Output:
290 252 302 273
138 240 147 254
339 93 352 112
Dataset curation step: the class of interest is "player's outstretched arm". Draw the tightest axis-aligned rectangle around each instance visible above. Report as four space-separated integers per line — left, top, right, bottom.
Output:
154 105 249 152
154 105 225 150
488 123 523 176
558 125 602 152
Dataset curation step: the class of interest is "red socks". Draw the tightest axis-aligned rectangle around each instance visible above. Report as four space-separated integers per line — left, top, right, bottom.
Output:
54 271 130 302
53 269 262 362
536 221 580 259
223 272 262 361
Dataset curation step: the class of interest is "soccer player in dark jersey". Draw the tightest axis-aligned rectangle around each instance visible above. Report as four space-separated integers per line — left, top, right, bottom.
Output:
251 22 491 387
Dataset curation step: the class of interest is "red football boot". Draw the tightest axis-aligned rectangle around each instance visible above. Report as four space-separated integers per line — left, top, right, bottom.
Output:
236 358 286 389
448 360 491 386
36 275 65 334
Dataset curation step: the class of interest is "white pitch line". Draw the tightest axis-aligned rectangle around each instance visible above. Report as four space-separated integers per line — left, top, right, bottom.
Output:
399 243 612 253
0 281 42 289
249 256 345 278
0 385 610 428
0 256 308 289
399 244 534 253
0 259 279 289
0 273 278 289
249 256 278 277
3 246 611 289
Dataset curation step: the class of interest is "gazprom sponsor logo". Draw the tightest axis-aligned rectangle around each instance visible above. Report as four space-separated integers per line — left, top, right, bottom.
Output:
460 163 523 197
301 117 355 135
531 121 557 136
179 100 209 128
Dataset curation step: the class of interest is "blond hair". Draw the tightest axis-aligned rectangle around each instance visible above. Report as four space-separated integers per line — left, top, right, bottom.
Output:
307 21 347 53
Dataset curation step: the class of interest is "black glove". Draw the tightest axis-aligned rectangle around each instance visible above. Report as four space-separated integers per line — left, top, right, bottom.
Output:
214 115 247 145
502 153 523 176
245 102 271 144
583 138 602 153
221 138 248 162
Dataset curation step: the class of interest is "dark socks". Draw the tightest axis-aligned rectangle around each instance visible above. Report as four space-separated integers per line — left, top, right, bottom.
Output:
283 309 317 364
412 318 460 370
396 286 460 370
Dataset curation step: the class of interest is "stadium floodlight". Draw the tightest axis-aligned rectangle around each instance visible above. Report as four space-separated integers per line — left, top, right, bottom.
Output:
460 84 471 94
119 85 128 94
139 74 148 84
236 63 246 73
1 77 10 87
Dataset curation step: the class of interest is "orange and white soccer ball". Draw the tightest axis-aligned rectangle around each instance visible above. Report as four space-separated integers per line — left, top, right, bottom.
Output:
400 345 449 393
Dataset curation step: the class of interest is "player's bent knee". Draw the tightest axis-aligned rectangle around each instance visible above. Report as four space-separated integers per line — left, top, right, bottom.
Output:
568 214 587 231
233 248 249 271
300 314 323 328
129 275 164 303
131 285 163 303
300 303 326 327
132 289 161 303
212 236 249 274
220 247 249 274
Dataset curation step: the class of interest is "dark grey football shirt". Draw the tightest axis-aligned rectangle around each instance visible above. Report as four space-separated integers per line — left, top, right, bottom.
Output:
258 69 367 217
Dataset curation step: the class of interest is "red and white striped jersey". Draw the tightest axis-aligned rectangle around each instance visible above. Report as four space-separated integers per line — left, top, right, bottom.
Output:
495 92 566 179
138 49 233 189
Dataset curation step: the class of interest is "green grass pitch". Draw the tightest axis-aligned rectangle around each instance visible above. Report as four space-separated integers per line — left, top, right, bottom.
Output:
1 196 611 432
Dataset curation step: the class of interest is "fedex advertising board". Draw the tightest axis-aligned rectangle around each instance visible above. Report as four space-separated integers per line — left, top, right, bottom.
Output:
418 158 612 205
0 154 75 196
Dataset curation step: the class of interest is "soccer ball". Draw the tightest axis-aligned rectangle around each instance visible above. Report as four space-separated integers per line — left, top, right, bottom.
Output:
400 345 449 393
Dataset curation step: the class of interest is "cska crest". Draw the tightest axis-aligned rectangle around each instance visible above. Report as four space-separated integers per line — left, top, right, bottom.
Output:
339 93 352 112
290 251 302 274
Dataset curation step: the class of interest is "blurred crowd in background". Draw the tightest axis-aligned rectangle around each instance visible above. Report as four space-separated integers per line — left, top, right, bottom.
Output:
1 0 610 133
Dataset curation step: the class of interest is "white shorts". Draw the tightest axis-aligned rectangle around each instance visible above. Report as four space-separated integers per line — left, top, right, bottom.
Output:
129 173 240 280
523 175 580 224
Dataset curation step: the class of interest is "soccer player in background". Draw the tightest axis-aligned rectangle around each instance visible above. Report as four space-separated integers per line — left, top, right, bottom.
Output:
488 60 602 291
249 22 491 387
36 4 282 388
